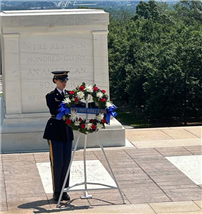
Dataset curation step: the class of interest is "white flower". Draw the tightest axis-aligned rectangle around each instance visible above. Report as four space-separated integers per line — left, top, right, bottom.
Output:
63 97 71 104
86 123 93 130
85 85 93 93
96 92 103 98
77 91 84 99
97 123 103 129
96 113 104 121
106 101 113 109
74 120 80 126
70 110 77 121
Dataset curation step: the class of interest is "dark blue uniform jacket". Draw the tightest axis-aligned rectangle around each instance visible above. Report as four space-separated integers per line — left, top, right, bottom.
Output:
43 88 74 142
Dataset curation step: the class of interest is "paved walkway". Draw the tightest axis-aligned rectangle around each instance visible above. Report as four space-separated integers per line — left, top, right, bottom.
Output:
1 126 202 214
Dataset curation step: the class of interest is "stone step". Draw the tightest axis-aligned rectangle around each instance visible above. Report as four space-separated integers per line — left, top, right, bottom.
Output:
0 203 157 214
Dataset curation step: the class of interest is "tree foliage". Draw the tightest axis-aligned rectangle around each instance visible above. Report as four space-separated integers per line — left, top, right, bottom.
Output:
108 0 202 124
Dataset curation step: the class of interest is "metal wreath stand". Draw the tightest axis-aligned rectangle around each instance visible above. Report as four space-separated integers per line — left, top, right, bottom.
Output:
57 96 126 207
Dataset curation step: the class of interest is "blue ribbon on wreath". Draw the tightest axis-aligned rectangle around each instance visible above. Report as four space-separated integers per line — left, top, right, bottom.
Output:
106 104 117 124
56 103 71 120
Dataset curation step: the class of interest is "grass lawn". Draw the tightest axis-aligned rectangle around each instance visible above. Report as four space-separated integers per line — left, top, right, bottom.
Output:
115 108 202 128
115 108 157 128
115 108 150 128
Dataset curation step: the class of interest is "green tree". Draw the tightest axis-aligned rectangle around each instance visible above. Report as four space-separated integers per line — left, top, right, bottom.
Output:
108 0 202 124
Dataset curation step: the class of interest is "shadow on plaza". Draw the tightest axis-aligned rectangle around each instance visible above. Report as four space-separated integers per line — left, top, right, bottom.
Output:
18 199 91 213
18 197 118 213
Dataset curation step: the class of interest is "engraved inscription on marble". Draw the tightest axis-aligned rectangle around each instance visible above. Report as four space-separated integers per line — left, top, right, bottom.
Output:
27 43 48 50
27 55 86 63
39 80 76 89
27 67 86 76
20 34 93 112
26 42 85 51
29 95 44 101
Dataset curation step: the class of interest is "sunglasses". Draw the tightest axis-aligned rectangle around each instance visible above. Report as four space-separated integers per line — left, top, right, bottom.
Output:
58 79 67 83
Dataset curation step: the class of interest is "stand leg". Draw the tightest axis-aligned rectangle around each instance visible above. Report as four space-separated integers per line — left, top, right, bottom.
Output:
57 133 81 207
96 133 126 204
81 134 92 199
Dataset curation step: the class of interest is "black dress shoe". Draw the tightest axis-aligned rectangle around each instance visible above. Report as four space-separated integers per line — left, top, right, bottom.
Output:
62 192 70 201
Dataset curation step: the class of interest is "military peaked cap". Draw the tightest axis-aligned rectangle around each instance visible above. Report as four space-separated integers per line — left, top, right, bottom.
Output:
52 71 69 81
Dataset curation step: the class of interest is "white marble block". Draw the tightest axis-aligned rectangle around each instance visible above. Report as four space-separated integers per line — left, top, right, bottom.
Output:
0 9 125 153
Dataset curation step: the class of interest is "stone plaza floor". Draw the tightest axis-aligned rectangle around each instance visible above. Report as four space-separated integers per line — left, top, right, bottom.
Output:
1 126 202 214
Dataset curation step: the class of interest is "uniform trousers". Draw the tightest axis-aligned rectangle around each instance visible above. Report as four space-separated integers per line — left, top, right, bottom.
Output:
48 140 73 194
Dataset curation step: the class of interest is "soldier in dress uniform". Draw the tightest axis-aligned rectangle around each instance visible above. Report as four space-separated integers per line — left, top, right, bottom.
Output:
43 71 73 201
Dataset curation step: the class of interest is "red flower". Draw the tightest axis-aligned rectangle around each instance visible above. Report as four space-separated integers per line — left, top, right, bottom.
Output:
102 118 107 123
100 98 106 102
75 97 79 102
81 123 85 129
102 90 106 93
79 85 85 91
91 124 96 130
79 118 82 122
66 119 71 125
89 119 94 123
69 91 74 95
93 86 98 91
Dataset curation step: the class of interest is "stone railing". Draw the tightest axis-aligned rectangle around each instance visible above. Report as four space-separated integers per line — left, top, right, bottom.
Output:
0 96 5 127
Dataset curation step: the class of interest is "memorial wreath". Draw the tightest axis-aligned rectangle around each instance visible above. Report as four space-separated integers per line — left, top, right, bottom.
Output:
56 82 117 134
